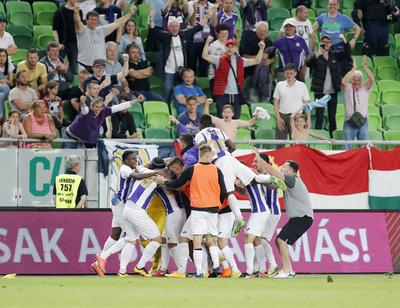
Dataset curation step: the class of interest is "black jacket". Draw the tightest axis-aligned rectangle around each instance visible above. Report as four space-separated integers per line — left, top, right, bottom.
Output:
306 48 347 93
150 24 203 78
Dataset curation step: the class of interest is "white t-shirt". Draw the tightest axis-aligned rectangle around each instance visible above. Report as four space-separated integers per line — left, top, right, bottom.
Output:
280 18 313 48
77 25 108 66
165 36 184 74
0 31 16 68
208 40 226 80
273 80 310 114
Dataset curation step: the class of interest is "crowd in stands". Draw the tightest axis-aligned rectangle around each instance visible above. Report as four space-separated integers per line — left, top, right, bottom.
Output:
0 0 399 152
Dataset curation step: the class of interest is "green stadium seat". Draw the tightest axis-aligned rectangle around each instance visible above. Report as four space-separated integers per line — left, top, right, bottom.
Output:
6 1 33 26
368 114 382 131
254 128 275 149
373 56 399 80
336 114 345 130
195 77 210 91
32 1 58 25
144 128 171 139
169 101 178 117
388 34 396 57
342 0 354 9
268 30 281 43
336 104 345 116
381 105 400 120
11 49 28 65
368 130 384 149
271 0 291 8
384 114 400 130
268 8 290 31
317 0 329 8
235 128 253 149
383 130 400 149
129 103 145 129
395 33 400 54
377 80 400 106
345 32 364 55
33 25 54 50
369 82 379 105
7 25 33 50
0 3 5 17
143 101 170 128
368 105 380 116
240 104 251 121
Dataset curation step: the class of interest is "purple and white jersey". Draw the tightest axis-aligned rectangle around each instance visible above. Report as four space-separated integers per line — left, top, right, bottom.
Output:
263 186 280 216
246 182 270 213
126 167 157 210
195 127 229 160
216 9 239 39
155 187 180 215
116 165 133 204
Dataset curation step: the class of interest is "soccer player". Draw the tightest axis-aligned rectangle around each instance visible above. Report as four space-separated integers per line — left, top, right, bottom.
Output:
195 114 286 236
156 144 227 278
91 156 164 277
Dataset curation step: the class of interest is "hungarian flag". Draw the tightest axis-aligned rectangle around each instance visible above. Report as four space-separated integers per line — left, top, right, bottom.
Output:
236 145 370 209
369 147 400 209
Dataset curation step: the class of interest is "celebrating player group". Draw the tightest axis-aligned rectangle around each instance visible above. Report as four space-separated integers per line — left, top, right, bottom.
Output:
90 113 314 279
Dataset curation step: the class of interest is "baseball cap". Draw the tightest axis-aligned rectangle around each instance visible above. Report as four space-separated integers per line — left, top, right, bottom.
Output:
226 39 237 47
283 20 296 27
320 34 332 41
0 16 7 23
92 59 107 67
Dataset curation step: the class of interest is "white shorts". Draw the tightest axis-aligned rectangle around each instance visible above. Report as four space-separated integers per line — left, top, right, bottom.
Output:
215 155 256 192
217 212 235 239
246 211 271 237
191 210 218 236
123 201 160 241
111 203 124 228
163 208 186 244
180 215 193 240
261 214 281 241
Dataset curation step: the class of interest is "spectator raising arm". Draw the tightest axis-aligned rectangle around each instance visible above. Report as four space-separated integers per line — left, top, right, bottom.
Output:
74 4 84 34
106 4 137 37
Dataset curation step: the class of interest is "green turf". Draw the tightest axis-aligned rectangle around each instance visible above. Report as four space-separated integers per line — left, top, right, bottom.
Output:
0 275 398 307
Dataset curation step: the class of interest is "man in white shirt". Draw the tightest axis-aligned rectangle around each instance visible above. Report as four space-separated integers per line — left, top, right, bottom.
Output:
273 63 310 148
280 5 315 50
0 16 16 57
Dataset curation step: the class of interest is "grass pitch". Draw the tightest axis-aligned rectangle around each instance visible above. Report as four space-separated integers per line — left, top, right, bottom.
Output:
0 274 398 307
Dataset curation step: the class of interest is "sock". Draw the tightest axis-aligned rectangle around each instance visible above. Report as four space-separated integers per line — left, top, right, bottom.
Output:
100 237 126 260
219 249 229 269
102 236 116 252
254 174 272 184
136 241 161 269
262 239 277 268
228 194 244 221
176 242 189 274
169 246 177 267
202 246 209 275
253 254 260 273
222 246 239 272
209 246 220 269
255 245 266 273
193 249 203 276
244 243 255 275
119 242 135 274
160 244 169 271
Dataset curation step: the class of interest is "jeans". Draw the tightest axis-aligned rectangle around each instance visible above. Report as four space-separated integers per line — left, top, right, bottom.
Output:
162 73 176 102
61 43 79 74
315 92 337 135
0 83 10 119
343 119 368 150
364 23 389 56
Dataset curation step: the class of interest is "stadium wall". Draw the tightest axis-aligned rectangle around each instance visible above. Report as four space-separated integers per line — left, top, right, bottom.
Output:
0 210 397 274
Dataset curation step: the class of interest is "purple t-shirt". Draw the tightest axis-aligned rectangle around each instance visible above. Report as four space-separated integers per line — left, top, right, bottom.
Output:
274 35 310 71
216 9 239 39
68 107 112 144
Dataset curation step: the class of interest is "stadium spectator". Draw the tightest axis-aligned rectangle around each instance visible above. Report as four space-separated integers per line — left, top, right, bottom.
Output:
240 0 269 30
126 44 166 102
68 69 91 121
173 68 206 114
162 0 189 31
119 20 146 61
1 111 27 148
280 5 315 50
9 70 38 118
42 81 64 129
17 49 48 97
202 36 265 118
74 3 136 72
239 21 273 100
0 48 13 123
210 0 240 39
306 35 342 135
249 47 275 103
84 54 129 99
105 42 123 76
109 95 138 139
273 63 310 148
23 100 57 149
149 10 205 101
0 16 17 61
274 20 310 82
40 42 73 100
355 0 393 56
207 24 229 93
203 99 256 140
62 95 144 149
84 80 101 106
94 0 123 43
52 0 83 74
53 154 88 209
171 95 203 135
313 0 361 51
341 56 374 150
178 133 199 166
187 0 213 77
258 159 314 278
